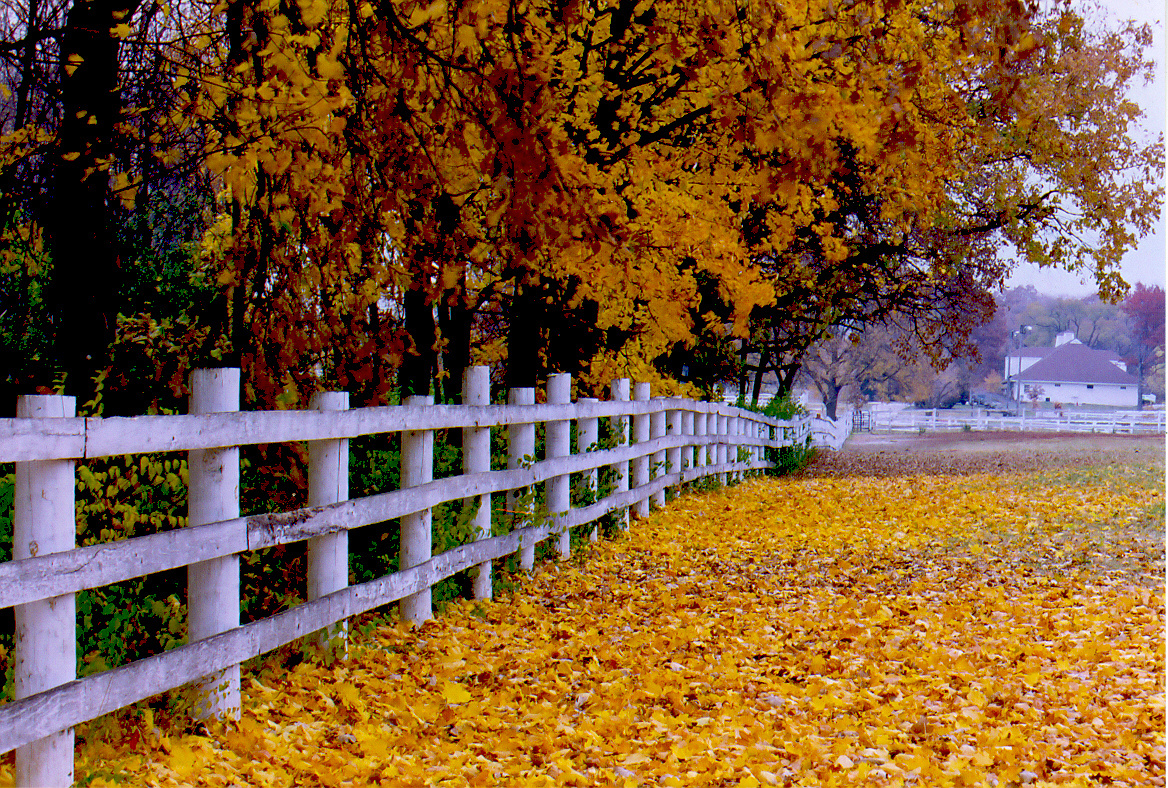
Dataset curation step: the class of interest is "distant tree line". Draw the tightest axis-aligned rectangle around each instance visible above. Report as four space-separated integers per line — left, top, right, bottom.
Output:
791 284 1165 418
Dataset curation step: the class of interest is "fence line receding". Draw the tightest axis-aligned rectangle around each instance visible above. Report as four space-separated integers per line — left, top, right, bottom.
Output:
0 366 811 787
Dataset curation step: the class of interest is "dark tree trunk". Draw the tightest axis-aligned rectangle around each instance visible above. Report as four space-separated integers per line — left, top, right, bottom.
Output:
777 363 800 398
751 345 770 406
43 0 137 402
736 341 750 404
438 278 472 405
13 0 39 131
824 385 841 420
401 285 435 399
364 301 386 405
506 279 542 390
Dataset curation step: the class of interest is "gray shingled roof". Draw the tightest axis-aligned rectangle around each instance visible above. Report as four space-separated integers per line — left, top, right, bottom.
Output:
1016 342 1138 385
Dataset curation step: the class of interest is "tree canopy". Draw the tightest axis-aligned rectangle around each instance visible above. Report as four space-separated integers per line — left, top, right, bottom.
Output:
0 0 1160 412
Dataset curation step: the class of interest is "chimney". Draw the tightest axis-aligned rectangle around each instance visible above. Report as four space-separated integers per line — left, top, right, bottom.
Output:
1054 331 1076 347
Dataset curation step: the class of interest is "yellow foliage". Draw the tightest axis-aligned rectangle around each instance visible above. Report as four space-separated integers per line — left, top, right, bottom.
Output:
51 461 1164 787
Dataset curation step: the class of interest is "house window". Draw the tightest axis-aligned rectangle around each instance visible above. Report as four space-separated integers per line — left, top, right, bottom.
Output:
1120 386 1127 390
1053 383 1061 387
1086 385 1094 390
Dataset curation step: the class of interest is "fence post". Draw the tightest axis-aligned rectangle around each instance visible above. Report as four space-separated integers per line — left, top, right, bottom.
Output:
609 379 630 531
508 387 537 569
577 398 600 542
401 394 434 624
682 409 695 484
463 367 493 600
546 373 572 558
668 406 683 499
188 367 241 721
650 397 666 508
731 412 741 481
718 410 729 484
14 395 76 788
307 391 349 655
694 406 707 479
707 409 719 481
632 382 651 518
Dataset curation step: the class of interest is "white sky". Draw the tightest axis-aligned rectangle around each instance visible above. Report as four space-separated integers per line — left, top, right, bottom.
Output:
1005 0 1166 297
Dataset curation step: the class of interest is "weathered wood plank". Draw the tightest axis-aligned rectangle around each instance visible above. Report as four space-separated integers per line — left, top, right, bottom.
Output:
0 417 86 462
0 439 599 605
0 518 556 754
4 425 799 608
0 438 776 753
1 399 794 461
82 400 792 458
0 519 247 610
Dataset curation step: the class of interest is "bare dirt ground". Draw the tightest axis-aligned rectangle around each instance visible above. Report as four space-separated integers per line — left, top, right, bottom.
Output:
806 430 1165 478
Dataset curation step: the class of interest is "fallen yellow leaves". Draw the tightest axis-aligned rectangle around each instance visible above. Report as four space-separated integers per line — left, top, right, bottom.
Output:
18 463 1166 787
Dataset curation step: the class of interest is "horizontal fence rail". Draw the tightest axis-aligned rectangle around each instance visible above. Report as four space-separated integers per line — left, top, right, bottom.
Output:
0 366 811 786
809 415 851 450
870 408 1166 435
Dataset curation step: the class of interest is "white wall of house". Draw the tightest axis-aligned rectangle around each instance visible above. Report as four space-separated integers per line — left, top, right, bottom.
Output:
1025 380 1139 407
1004 352 1046 378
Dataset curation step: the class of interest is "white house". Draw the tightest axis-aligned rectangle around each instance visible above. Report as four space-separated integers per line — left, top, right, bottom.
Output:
1005 332 1139 407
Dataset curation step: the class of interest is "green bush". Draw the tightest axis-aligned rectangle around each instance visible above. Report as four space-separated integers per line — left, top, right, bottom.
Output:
736 396 814 477
757 394 809 421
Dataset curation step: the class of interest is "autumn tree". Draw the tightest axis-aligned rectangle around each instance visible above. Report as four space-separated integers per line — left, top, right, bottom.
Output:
0 0 221 412
1 0 1158 417
735 1 1161 400
1120 283 1166 406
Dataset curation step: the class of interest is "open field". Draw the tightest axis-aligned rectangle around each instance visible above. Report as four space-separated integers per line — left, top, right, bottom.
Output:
819 432 1165 478
4 436 1163 787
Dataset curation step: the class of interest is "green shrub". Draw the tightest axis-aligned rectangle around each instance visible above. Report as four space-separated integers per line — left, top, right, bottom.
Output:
735 396 814 476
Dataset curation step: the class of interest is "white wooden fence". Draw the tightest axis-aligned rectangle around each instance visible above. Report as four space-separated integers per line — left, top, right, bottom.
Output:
0 366 811 786
809 414 851 450
871 408 1166 435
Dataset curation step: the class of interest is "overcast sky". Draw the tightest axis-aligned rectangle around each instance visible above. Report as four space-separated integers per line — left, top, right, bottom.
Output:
1005 0 1166 298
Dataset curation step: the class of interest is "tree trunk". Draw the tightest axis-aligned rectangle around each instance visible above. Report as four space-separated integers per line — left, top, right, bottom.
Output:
506 278 542 390
401 285 435 399
438 278 472 405
824 385 841 420
776 363 800 398
13 0 40 131
43 0 137 402
751 345 770 406
365 301 387 405
736 341 749 404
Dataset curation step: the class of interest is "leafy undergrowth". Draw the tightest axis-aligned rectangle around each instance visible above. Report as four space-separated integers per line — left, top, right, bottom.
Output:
9 464 1166 787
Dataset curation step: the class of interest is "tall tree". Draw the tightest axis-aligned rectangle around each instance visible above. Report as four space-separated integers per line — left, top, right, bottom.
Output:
1120 283 1166 407
0 0 218 410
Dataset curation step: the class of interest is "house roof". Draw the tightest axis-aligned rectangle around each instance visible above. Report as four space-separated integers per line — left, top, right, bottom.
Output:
1016 342 1138 386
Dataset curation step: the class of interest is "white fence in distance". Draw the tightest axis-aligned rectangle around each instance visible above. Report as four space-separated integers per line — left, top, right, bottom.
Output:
869 408 1166 435
809 415 851 450
0 366 811 787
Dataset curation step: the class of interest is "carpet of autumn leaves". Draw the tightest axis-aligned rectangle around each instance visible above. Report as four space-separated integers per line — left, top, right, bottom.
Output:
13 452 1167 787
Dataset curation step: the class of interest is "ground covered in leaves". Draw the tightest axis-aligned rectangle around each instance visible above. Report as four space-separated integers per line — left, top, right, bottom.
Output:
9 443 1166 787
